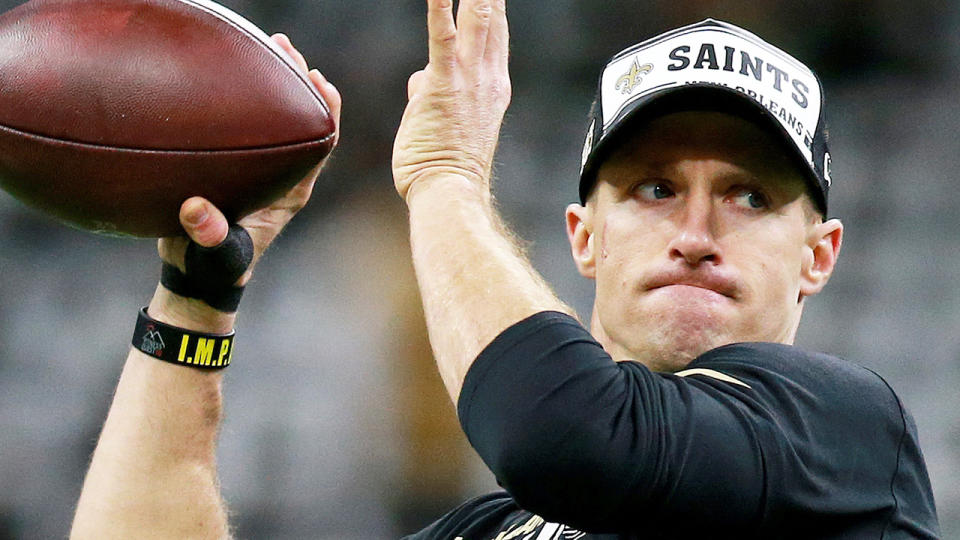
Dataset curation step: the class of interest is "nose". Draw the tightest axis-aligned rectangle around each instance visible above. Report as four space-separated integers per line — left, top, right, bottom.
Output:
666 193 720 266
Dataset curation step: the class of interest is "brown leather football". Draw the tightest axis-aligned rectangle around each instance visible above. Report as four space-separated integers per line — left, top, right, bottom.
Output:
0 0 335 237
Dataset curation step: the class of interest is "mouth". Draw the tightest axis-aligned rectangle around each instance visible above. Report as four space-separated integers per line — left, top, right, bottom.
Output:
645 275 738 299
651 283 732 299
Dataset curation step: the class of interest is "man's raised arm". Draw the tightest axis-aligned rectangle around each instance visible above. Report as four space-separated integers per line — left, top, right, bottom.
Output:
393 0 575 404
70 36 341 540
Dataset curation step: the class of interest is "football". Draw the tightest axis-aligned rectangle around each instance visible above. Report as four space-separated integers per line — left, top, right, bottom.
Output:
0 0 336 237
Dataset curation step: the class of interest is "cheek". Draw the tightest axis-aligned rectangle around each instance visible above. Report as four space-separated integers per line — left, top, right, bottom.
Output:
600 227 609 260
594 211 672 303
738 237 804 308
594 216 630 303
596 214 646 283
597 210 671 262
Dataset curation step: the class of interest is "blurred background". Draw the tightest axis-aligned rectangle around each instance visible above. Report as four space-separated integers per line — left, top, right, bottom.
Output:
1 0 958 538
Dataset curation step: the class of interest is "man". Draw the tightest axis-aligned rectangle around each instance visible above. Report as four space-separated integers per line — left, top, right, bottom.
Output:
71 2 939 540
393 3 939 537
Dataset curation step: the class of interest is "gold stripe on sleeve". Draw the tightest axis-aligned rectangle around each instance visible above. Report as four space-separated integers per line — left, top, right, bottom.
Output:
675 368 751 389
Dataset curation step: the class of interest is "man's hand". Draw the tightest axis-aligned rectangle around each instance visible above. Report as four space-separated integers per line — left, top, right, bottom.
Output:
161 32 342 285
150 33 342 331
392 0 510 200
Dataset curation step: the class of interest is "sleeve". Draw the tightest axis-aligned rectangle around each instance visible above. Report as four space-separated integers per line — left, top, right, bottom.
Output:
402 492 520 540
456 311 768 534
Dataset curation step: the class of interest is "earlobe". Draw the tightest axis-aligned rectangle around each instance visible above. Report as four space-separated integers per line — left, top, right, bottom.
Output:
565 203 596 279
799 218 843 298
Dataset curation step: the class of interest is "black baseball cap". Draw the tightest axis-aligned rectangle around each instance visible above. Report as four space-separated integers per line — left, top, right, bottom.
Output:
578 19 832 215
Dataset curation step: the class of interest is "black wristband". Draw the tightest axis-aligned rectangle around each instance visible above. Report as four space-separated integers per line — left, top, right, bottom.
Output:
159 224 254 312
132 307 234 369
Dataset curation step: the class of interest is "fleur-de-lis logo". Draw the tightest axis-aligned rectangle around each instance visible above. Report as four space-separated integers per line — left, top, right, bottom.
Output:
616 58 653 95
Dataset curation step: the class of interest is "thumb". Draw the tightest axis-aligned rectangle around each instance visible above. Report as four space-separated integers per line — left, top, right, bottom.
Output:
180 197 229 247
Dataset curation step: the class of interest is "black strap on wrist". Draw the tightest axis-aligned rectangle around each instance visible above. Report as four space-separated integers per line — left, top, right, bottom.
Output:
132 307 235 369
160 224 254 312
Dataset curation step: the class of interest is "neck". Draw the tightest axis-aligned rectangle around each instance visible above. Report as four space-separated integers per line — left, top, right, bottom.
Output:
589 308 634 362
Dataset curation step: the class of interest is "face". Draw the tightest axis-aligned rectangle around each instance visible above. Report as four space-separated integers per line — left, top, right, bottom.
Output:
566 111 842 372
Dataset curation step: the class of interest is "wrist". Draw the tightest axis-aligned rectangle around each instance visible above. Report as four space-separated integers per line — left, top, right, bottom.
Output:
148 284 236 334
404 171 491 207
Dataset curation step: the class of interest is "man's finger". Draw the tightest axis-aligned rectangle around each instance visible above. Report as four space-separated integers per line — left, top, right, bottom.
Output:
308 69 342 142
183 224 254 289
457 0 492 64
271 33 309 73
486 0 508 68
407 69 426 99
427 0 457 71
180 197 229 248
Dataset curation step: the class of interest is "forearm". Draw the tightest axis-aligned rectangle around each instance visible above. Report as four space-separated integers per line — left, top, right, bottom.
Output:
71 286 232 540
406 173 576 403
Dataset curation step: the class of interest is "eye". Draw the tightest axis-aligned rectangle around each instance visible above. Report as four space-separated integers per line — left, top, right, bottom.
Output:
727 187 770 210
633 181 675 201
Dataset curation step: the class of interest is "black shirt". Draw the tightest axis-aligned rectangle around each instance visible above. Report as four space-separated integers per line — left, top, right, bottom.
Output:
406 312 940 539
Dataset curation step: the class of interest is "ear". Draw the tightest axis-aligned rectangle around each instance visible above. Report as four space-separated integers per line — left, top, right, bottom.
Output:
799 218 843 299
565 203 596 279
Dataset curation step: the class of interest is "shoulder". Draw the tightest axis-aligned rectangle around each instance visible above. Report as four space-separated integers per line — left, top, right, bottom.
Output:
685 342 898 409
683 343 940 536
682 342 905 452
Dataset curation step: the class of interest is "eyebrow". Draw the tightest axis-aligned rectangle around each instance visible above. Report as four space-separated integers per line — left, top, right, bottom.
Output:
714 169 765 187
605 160 760 183
598 160 670 183
603 162 806 202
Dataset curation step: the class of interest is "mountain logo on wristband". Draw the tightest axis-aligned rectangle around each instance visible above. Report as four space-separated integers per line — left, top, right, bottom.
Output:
141 324 166 357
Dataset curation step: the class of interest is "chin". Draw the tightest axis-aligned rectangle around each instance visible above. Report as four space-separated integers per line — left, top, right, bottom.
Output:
619 301 739 373
648 325 732 372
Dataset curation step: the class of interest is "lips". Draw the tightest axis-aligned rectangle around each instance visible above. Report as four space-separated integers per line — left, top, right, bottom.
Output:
645 269 739 299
